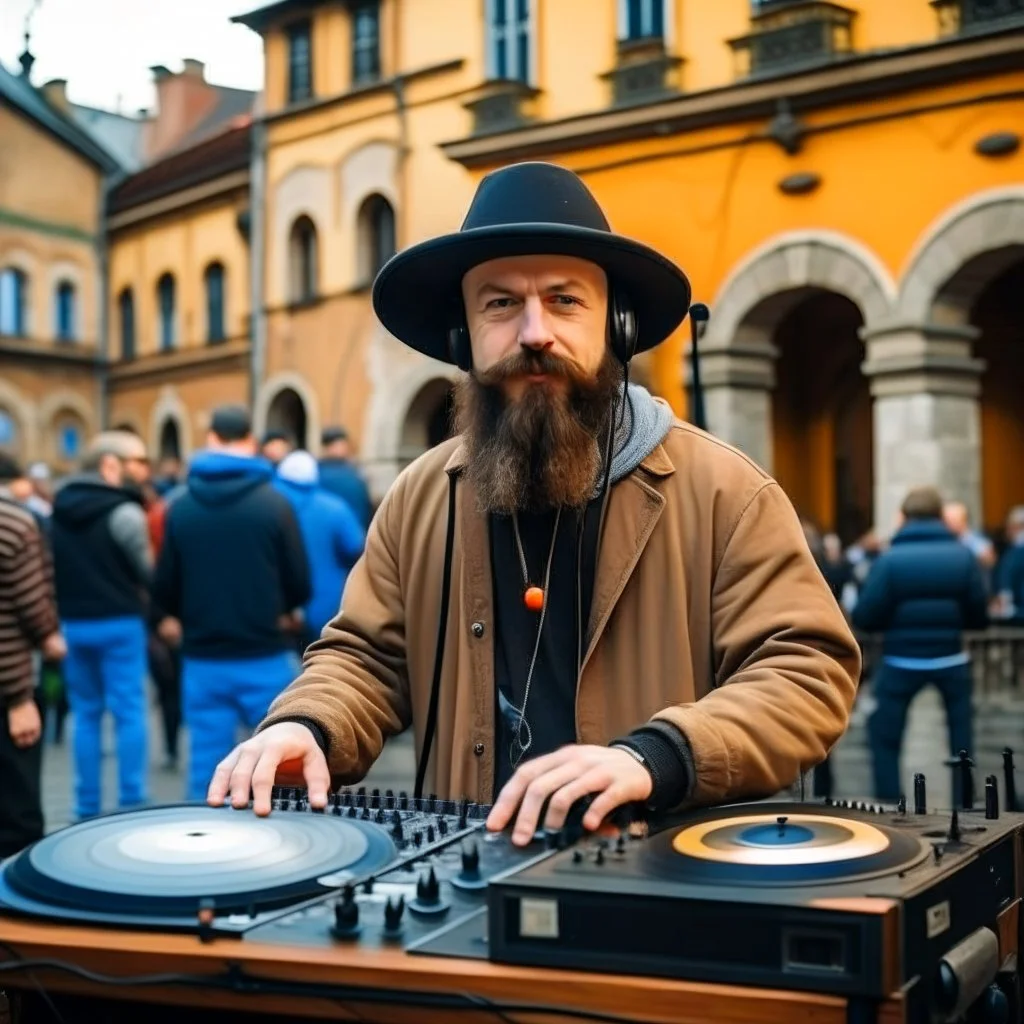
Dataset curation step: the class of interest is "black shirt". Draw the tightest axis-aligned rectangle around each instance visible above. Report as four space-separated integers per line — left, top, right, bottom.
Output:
489 498 602 797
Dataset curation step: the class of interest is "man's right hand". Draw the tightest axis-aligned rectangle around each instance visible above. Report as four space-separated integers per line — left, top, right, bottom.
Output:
207 722 330 816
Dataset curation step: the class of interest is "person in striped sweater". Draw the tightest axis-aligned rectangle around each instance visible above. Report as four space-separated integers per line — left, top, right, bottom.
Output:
0 454 66 858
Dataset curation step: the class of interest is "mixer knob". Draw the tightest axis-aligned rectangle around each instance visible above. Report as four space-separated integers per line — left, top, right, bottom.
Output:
398 792 409 810
427 793 438 813
413 830 423 848
374 806 386 824
451 840 487 892
330 884 361 940
391 817 405 844
361 804 372 820
385 789 395 808
332 800 342 816
986 775 1000 820
897 795 907 815
437 817 448 836
362 878 374 894
572 849 583 864
409 867 450 916
615 835 626 856
356 786 367 806
383 895 405 936
427 824 435 843
340 790 351 806
458 799 469 830
372 787 381 804
346 804 357 818
278 797 290 811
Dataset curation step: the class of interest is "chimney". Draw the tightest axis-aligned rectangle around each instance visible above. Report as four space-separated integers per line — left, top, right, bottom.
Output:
18 32 35 79
42 79 69 112
144 59 220 161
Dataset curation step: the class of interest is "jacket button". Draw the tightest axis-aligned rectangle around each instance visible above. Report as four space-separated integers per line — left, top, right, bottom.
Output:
471 621 485 638
473 742 485 756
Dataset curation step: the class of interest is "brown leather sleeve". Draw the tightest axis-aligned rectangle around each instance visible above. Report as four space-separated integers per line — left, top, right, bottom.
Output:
257 473 413 786
652 480 861 806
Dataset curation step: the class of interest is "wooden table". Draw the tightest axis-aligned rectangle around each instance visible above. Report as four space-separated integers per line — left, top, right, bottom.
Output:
0 916 905 1024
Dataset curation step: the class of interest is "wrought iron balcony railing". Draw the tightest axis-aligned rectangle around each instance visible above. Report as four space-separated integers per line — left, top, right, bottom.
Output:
602 37 684 107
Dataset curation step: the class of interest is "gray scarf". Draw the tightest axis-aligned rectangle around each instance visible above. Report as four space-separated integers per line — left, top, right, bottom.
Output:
604 383 675 487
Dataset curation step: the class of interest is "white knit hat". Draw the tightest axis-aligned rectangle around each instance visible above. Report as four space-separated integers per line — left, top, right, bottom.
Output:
277 449 319 486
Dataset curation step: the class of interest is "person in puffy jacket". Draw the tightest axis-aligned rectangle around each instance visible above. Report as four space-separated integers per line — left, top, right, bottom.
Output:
853 485 988 801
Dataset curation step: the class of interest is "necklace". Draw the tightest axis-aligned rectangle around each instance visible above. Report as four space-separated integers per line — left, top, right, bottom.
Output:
507 507 561 770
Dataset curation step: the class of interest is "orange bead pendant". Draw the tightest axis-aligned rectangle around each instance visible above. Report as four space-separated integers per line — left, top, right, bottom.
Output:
524 586 545 612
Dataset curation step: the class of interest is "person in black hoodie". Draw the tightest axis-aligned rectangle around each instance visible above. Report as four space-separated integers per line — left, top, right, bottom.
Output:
852 486 989 801
153 404 311 801
50 430 154 821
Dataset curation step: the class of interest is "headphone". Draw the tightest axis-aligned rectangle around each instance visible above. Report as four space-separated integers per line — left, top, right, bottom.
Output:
446 284 639 372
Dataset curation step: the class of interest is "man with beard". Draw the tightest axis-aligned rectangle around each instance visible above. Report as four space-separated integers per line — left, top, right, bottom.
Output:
208 163 860 843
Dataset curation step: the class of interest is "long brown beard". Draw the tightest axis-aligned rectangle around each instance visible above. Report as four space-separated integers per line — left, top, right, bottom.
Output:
453 348 622 514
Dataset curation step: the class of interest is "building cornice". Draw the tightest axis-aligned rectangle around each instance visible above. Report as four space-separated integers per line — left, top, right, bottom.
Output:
107 339 251 385
106 171 250 232
441 26 1024 167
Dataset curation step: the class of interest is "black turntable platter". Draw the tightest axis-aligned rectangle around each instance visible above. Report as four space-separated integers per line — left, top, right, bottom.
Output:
0 803 396 928
641 803 930 887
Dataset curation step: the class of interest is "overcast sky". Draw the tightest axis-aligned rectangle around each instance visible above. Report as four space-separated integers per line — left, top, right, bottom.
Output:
0 0 265 114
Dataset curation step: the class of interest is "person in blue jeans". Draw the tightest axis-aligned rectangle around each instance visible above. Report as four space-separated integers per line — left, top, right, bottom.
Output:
273 450 366 648
153 405 311 801
50 431 154 820
852 486 989 802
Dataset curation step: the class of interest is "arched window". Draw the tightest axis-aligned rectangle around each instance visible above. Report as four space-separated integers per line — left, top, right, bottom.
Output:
157 272 176 351
357 194 396 284
118 288 135 360
289 216 318 304
159 418 182 461
53 412 86 463
55 280 77 341
266 387 308 449
0 267 28 336
204 262 226 343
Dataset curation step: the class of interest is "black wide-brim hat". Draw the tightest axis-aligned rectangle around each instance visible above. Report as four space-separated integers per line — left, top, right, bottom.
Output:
371 162 692 365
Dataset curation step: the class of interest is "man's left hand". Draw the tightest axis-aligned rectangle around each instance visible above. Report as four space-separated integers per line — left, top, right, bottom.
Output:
486 745 652 846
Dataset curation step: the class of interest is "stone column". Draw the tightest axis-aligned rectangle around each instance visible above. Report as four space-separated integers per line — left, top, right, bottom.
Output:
861 322 984 538
684 338 776 471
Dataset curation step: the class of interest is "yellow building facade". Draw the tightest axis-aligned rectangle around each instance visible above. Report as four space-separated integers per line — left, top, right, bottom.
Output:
0 59 117 471
237 0 1024 541
105 121 254 460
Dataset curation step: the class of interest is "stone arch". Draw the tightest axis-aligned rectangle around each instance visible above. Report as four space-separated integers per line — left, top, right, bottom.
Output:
703 231 896 351
896 187 1024 325
149 385 192 462
254 372 321 455
338 140 400 288
0 378 37 459
271 164 332 307
361 342 460 499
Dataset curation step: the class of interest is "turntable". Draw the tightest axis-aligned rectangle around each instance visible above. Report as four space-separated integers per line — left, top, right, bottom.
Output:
486 796 1023 1019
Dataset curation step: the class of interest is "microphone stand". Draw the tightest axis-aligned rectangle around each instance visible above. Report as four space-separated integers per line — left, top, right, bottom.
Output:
688 303 710 433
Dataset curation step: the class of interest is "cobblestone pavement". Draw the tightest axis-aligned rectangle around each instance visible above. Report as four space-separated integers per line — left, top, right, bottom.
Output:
39 685 1024 832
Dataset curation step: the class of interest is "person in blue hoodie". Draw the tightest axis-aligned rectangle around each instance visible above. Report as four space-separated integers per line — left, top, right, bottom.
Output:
853 485 989 801
273 450 366 648
153 404 312 801
317 427 373 529
50 430 154 821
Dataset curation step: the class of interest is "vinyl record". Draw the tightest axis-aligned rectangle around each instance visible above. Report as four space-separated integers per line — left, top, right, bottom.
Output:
641 803 929 887
0 804 396 923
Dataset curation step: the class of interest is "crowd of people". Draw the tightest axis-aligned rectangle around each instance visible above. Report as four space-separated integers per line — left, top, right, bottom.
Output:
0 407 371 858
803 494 1024 802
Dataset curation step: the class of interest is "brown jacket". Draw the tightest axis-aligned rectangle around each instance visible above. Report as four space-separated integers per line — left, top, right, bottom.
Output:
0 497 59 709
261 419 861 807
